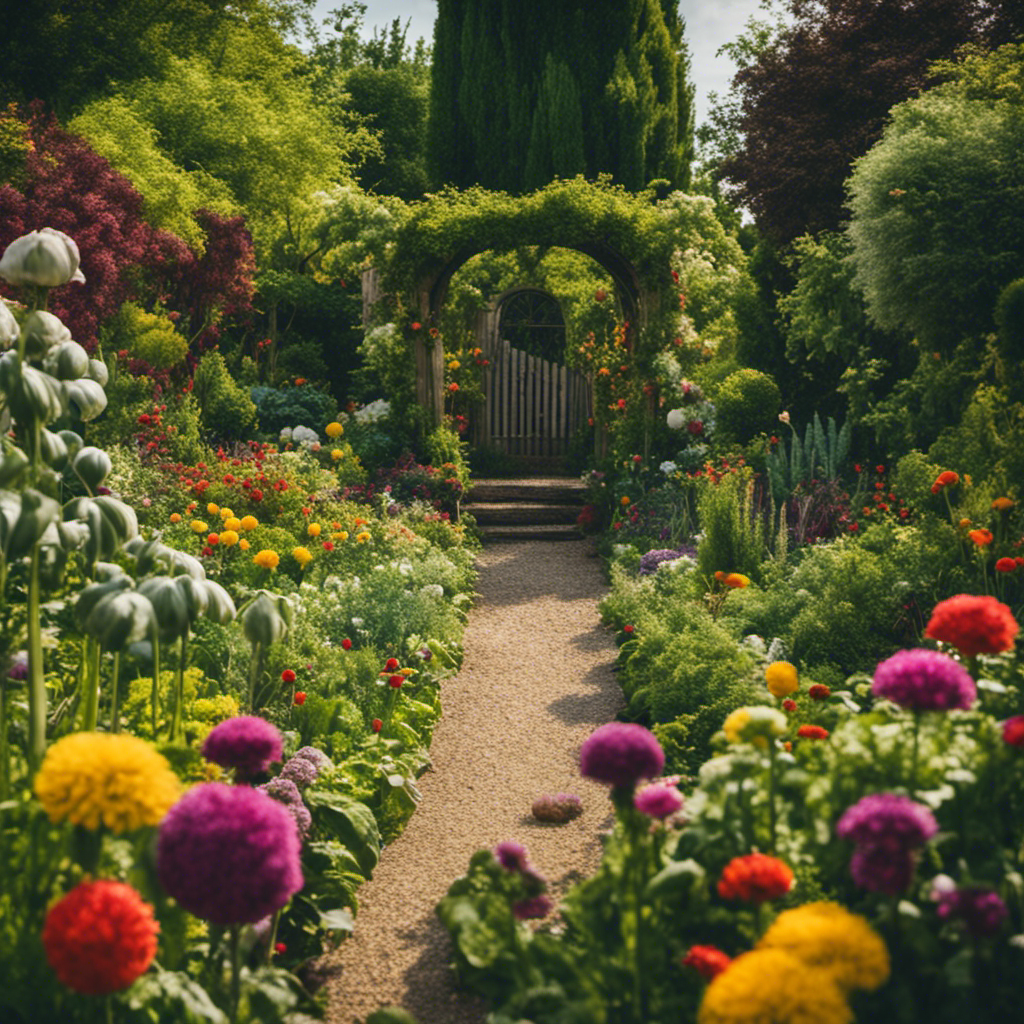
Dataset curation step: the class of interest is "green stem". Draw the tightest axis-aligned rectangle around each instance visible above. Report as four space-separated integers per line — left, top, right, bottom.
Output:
82 639 102 733
109 651 121 734
105 995 113 1024
910 710 921 800
0 673 9 802
26 543 46 773
150 632 161 737
248 642 265 712
229 923 241 1024
767 742 778 855
380 686 400 739
169 634 188 743
266 909 281 966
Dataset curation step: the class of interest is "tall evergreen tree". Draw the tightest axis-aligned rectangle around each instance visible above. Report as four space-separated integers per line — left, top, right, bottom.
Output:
428 0 694 192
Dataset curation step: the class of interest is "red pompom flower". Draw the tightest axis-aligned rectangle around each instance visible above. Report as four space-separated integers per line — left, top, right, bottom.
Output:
293 691 306 706
717 854 793 904
797 724 830 740
682 944 732 980
925 594 1018 656
281 669 297 684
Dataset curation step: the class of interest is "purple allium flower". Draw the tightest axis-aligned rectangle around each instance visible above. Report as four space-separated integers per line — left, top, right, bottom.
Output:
293 745 332 771
638 548 692 575
7 652 28 680
836 793 938 852
280 756 320 789
580 722 664 788
202 716 283 778
849 844 917 895
872 648 976 712
258 777 312 839
634 782 684 819
937 886 1008 937
494 841 530 873
156 783 303 925
513 895 552 920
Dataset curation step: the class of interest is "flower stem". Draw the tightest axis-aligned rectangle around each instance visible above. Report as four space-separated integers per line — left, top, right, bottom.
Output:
168 634 188 742
82 639 102 733
248 642 265 712
767 742 778 855
151 633 162 737
109 651 121 734
0 674 9 802
910 710 921 800
229 923 241 1024
26 543 46 773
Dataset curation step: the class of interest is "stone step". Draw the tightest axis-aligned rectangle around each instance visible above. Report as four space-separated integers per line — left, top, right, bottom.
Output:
467 480 586 505
478 523 583 542
468 502 582 525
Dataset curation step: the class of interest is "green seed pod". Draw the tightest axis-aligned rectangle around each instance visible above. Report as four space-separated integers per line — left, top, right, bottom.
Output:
241 590 292 648
85 590 155 652
138 575 191 642
72 446 112 490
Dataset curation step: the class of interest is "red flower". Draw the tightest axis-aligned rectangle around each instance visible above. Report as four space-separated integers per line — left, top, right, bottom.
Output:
1003 716 1024 747
623 624 635 634
223 474 235 484
342 638 353 651
808 684 831 700
42 880 159 995
410 321 422 331
274 942 287 955
782 699 797 712
717 854 793 904
293 691 307 706
250 489 263 502
996 557 1017 573
385 657 399 671
969 528 994 547
322 541 335 551
925 594 1018 656
372 718 383 733
682 944 731 980
207 533 219 546
931 470 960 494
389 674 404 688
281 669 297 684
875 465 885 474
797 725 829 740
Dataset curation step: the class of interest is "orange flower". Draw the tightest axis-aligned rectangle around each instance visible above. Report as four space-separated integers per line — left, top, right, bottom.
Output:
925 594 1018 656
930 470 960 494
169 513 182 524
723 573 750 589
968 528 993 547
718 853 794 904
992 497 1015 512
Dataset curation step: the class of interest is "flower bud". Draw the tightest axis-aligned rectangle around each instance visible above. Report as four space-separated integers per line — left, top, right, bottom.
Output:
20 310 72 360
0 301 19 348
0 228 85 288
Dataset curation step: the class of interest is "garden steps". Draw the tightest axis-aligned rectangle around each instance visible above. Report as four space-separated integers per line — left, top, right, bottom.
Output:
464 477 586 541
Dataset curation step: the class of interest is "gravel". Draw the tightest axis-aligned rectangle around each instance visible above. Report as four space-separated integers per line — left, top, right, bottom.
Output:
324 539 624 1024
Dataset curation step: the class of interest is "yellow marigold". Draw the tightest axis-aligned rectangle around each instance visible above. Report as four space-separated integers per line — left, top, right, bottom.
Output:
34 732 180 834
169 512 182 524
722 708 752 745
307 523 322 537
723 572 750 589
238 538 251 551
993 497 1014 512
722 705 787 748
292 546 313 568
325 421 344 438
765 661 799 698
206 503 219 516
219 507 234 520
959 518 972 529
332 531 348 542
223 517 241 531
758 902 890 995
331 449 344 461
356 531 372 544
190 520 208 534
698 949 851 1024
253 549 280 570
448 359 461 371
239 515 259 531
219 530 239 547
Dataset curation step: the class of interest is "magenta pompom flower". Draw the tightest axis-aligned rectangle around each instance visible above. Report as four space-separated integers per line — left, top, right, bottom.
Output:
156 783 303 925
937 886 1008 937
258 777 312 839
202 716 283 778
872 648 976 712
580 722 664 788
634 781 684 819
837 793 938 852
848 844 917 895
494 841 530 873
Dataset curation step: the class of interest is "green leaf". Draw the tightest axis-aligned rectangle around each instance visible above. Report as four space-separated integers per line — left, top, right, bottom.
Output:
644 858 705 900
305 790 380 876
126 970 227 1023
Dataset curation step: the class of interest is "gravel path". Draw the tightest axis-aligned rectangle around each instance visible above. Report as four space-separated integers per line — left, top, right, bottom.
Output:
324 539 623 1024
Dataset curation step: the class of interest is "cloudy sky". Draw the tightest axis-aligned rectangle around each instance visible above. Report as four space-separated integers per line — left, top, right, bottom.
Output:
308 0 770 126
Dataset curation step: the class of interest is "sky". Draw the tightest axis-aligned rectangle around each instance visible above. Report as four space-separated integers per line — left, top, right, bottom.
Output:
308 0 770 127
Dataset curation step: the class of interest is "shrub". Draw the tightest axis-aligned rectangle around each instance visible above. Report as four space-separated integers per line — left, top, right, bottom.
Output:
192 350 258 441
251 384 337 437
695 471 766 582
713 368 781 444
995 277 1024 363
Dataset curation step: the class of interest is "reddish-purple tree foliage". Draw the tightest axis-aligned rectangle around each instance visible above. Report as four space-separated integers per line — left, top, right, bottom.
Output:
720 0 1016 244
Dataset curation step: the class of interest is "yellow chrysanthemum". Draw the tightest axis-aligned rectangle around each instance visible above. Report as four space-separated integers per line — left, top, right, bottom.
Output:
448 359 461 371
238 538 251 551
758 902 890 994
206 503 219 516
190 520 208 534
356 531 372 544
722 706 787 748
331 449 344 461
219 530 239 547
253 549 280 570
219 507 234 520
765 661 799 698
307 523 322 537
331 531 348 542
325 421 344 438
722 708 752 745
223 517 242 531
292 546 313 568
34 732 180 834
240 515 259 531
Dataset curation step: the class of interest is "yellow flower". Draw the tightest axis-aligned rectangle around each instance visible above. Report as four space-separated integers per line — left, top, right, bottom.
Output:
621 496 631 507
307 523 322 537
190 520 208 534
356 531 372 544
331 531 348 542
722 708 752 745
292 546 313 568
219 529 239 547
448 359 460 371
758 902 890 995
240 515 259 531
34 732 180 833
219 507 234 520
331 449 344 461
223 517 241 531
765 661 799 698
253 549 280 570
698 949 851 1024
722 705 787 748
992 497 1015 512
238 538 251 551
326 421 344 438
206 503 219 516
959 518 972 529
169 512 182 524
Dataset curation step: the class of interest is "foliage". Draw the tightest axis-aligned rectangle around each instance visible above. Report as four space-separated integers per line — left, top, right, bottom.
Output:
429 0 694 193
695 471 767 583
251 384 337 438
193 350 259 441
712 369 781 446
109 303 189 371
847 44 1024 351
766 412 851 502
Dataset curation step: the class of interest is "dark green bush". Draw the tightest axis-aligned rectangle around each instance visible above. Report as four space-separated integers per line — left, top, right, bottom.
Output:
251 383 337 436
193 350 258 440
713 368 781 444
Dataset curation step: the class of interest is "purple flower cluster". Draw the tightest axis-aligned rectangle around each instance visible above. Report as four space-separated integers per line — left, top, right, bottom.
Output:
634 781 684 820
258 777 312 839
202 716 283 778
156 783 303 925
293 745 332 771
494 841 530 873
580 722 664 788
837 793 938 895
872 648 976 712
513 895 552 920
937 886 1008 937
280 756 320 789
638 547 695 576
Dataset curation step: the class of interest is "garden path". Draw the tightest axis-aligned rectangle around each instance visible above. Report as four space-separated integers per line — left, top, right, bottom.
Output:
324 539 623 1024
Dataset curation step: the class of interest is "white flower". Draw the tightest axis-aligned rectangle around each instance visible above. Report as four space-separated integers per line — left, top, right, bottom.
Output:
0 228 85 288
279 426 293 442
666 408 685 430
351 616 364 627
420 584 444 599
354 399 391 423
659 460 678 475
